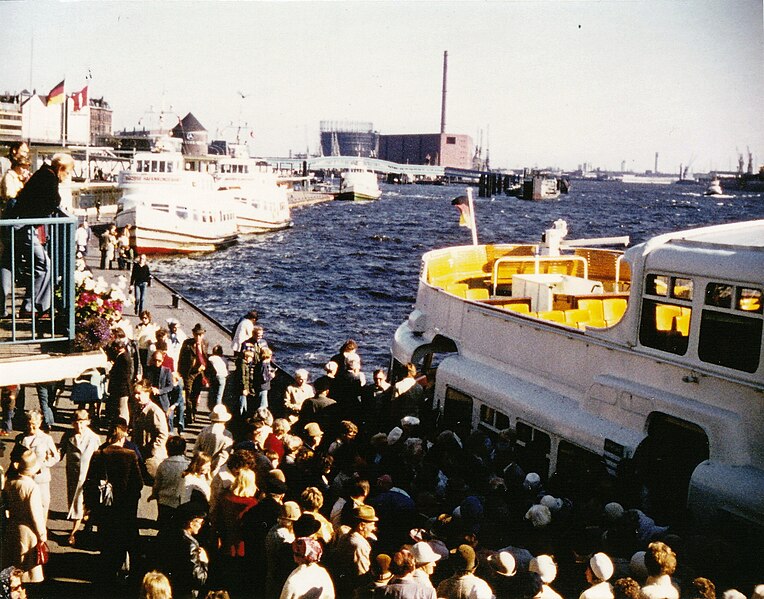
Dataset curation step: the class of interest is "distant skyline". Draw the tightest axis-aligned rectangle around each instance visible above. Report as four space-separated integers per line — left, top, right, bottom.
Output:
1 0 762 172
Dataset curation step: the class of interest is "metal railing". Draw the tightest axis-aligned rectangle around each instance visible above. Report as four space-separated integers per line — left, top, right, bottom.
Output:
0 211 76 345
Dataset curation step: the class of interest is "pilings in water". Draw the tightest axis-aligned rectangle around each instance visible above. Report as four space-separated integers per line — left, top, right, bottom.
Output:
478 173 513 197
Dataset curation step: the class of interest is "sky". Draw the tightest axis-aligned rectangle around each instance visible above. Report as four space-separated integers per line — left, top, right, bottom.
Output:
1 0 762 173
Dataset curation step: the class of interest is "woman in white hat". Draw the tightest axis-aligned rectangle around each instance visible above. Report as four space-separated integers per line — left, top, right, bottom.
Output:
579 552 615 599
411 541 441 590
3 450 47 583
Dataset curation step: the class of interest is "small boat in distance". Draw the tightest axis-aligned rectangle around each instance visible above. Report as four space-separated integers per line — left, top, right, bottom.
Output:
214 157 293 234
336 161 382 202
704 177 723 196
507 170 569 201
115 151 238 254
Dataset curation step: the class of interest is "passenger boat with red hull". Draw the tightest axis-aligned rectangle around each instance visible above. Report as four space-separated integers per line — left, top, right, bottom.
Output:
115 151 238 254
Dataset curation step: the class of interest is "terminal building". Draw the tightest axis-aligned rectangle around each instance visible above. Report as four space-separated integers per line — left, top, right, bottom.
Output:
0 90 113 148
378 133 473 170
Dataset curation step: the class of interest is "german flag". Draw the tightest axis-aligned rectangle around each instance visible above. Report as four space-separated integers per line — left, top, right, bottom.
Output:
451 195 473 230
46 80 65 106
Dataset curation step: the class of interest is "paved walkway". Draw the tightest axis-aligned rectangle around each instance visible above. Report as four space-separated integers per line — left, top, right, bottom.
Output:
1 220 233 598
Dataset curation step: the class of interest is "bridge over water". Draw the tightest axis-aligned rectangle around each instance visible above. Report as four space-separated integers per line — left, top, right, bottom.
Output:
265 155 500 183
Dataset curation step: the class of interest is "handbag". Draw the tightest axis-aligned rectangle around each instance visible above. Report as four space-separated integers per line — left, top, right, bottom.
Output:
85 451 114 508
36 541 49 565
98 478 114 507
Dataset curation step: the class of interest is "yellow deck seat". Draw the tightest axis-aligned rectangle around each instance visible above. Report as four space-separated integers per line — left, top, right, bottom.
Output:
578 298 605 322
537 310 565 323
603 298 628 325
505 303 530 314
445 283 468 298
655 304 683 331
564 308 591 329
466 288 490 301
674 313 691 336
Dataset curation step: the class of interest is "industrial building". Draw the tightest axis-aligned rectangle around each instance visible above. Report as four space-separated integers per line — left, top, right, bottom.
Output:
319 121 379 158
378 132 473 169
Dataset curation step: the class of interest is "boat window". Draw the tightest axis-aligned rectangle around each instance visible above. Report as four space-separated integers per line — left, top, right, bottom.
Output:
446 136 456 144
705 283 733 308
640 300 692 355
738 287 762 313
515 421 551 479
151 203 169 213
167 162 174 173
443 387 473 443
556 440 607 494
158 161 166 173
640 274 693 355
671 278 693 301
699 283 762 373
478 404 510 434
176 207 188 220
645 274 669 297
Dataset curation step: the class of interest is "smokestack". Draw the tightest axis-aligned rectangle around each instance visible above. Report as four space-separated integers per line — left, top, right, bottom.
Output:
654 151 659 174
440 50 448 135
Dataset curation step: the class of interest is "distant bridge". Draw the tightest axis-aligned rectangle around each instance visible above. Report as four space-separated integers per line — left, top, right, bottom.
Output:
264 155 494 182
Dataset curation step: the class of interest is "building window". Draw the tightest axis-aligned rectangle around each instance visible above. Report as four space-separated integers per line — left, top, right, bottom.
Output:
699 283 762 373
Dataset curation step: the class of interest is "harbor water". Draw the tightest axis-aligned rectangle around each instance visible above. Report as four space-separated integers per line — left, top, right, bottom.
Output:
151 181 764 375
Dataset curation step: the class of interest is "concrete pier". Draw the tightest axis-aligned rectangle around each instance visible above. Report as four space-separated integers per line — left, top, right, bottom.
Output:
0 233 235 597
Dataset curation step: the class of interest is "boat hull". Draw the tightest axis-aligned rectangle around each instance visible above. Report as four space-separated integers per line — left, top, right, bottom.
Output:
116 205 239 255
336 190 382 202
237 216 294 235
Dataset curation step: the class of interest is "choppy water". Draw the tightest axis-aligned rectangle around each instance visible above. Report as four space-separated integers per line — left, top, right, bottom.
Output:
151 181 764 376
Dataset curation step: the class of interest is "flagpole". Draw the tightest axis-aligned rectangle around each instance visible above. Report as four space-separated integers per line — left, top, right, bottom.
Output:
467 187 478 246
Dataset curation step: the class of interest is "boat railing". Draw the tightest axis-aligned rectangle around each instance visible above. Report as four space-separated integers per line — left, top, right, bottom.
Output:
491 255 589 295
0 212 77 347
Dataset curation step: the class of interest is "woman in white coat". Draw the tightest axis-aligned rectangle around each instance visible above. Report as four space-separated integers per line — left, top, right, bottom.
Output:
3 450 48 583
60 409 101 545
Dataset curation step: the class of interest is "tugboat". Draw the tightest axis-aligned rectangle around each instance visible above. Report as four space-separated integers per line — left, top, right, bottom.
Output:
391 218 764 532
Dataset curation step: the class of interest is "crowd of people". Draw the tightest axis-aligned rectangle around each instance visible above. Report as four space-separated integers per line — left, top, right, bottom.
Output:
1 300 761 598
0 144 760 597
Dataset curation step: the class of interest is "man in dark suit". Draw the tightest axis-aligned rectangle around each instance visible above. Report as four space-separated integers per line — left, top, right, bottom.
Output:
7 153 74 316
85 422 143 583
178 323 209 424
144 350 175 413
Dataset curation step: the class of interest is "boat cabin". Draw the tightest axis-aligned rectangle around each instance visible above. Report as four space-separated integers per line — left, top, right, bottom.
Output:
392 219 764 534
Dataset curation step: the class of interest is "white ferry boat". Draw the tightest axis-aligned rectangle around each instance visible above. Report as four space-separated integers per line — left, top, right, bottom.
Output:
392 218 764 532
115 152 238 254
214 157 293 234
337 162 382 202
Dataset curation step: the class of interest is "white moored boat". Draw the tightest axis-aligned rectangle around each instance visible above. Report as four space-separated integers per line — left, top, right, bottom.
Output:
392 218 764 533
705 177 723 196
115 152 238 254
214 157 293 234
336 161 381 202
